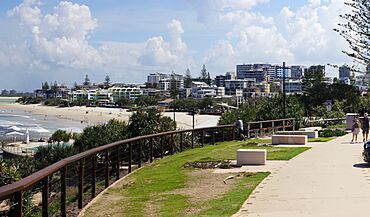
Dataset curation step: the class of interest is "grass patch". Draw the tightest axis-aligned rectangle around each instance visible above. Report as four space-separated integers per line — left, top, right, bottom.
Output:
308 137 335 142
83 139 309 217
194 140 310 161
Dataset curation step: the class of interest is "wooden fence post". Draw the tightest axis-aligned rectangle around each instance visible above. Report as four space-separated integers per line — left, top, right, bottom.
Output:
78 158 85 209
91 155 96 199
60 166 67 217
42 176 49 217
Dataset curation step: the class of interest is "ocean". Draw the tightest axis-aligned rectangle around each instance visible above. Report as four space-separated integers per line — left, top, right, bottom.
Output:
0 106 87 142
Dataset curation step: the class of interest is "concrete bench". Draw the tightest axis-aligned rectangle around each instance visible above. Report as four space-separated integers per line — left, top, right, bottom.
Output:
275 131 318 139
237 149 266 166
272 135 307 145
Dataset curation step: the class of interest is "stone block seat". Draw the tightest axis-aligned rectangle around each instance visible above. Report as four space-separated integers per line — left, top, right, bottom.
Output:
275 131 318 139
272 134 307 145
237 149 266 166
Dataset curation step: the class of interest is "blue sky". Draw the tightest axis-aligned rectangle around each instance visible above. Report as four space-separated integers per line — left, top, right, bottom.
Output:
0 0 352 91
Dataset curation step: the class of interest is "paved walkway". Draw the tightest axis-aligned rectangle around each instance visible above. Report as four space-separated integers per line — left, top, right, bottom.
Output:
233 134 370 217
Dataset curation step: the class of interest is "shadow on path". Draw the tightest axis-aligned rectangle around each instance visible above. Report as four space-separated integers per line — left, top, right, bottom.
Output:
353 163 370 168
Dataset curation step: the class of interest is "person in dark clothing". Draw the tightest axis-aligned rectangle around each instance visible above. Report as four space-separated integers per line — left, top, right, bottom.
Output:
362 113 369 142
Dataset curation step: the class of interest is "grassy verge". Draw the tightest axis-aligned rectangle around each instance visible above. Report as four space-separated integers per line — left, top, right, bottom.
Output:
308 137 335 142
83 139 309 217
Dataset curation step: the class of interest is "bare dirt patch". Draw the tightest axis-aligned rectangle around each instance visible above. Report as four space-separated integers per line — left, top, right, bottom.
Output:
82 177 136 217
172 169 244 204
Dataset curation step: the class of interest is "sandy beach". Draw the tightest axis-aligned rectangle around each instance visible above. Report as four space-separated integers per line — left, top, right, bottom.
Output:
0 103 220 130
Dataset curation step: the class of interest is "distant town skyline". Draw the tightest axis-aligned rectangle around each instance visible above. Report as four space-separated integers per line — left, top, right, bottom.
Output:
0 0 354 91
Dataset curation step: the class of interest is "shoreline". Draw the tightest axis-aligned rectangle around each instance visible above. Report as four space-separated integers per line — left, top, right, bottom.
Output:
0 103 220 130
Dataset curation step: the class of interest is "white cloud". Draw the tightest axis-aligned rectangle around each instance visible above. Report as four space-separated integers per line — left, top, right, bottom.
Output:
0 0 354 90
7 0 41 27
167 19 187 55
188 0 270 23
139 19 189 69
8 0 101 69
204 40 235 67
203 0 351 75
6 1 191 75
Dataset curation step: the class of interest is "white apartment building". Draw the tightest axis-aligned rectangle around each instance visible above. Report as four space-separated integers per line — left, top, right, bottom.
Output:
282 79 302 94
191 86 225 99
70 89 111 103
159 78 184 91
109 86 143 101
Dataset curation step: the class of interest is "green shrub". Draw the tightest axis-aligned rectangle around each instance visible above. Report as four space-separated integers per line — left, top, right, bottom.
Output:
319 129 346 137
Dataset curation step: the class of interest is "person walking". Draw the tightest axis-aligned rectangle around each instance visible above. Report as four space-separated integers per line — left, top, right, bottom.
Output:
351 117 360 143
235 119 245 140
362 113 369 142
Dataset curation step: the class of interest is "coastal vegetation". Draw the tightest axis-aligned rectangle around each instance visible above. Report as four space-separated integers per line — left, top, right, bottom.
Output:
84 139 309 217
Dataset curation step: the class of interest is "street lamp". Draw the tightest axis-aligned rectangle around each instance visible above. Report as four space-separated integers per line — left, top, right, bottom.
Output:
282 61 289 119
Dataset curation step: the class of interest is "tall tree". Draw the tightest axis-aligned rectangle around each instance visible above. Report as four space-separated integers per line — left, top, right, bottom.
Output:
184 68 192 88
42 81 49 90
51 81 58 91
169 73 179 98
206 72 212 85
104 75 111 87
83 74 91 86
334 0 369 71
200 64 207 82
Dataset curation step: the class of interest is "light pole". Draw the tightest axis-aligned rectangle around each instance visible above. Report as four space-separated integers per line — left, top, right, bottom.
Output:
282 62 287 118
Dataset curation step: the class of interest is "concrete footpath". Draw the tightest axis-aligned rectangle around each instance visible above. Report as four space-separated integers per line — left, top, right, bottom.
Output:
233 134 370 217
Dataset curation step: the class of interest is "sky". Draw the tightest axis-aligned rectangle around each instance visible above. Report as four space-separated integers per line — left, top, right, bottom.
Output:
0 0 354 91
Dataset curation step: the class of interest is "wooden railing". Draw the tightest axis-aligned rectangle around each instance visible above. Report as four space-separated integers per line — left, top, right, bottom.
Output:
0 118 294 217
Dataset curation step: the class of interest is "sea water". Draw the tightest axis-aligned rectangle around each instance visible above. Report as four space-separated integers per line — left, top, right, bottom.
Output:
0 108 87 142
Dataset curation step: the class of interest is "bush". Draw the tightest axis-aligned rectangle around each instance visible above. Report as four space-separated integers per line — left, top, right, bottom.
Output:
49 130 71 144
319 129 346 137
74 119 128 151
34 144 77 169
44 98 61 106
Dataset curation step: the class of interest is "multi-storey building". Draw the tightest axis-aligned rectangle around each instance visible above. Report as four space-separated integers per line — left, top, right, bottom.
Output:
283 79 303 94
159 78 184 91
339 65 351 79
267 65 291 81
215 75 226 87
35 86 70 100
147 73 184 89
236 64 269 82
225 79 256 95
291 65 306 79
109 86 143 101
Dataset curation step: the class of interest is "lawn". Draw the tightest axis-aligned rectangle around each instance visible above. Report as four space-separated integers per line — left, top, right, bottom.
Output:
83 139 310 217
308 137 335 142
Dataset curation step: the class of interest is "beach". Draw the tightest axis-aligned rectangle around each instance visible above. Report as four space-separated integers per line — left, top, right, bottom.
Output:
0 102 220 130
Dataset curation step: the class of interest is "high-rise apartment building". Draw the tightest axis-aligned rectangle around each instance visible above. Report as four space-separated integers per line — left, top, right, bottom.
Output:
339 65 351 79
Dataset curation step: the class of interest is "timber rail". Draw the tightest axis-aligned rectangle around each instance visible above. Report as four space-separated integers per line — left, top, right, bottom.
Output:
0 118 294 216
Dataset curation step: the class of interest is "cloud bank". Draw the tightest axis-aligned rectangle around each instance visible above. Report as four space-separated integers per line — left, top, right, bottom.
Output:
0 0 352 91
